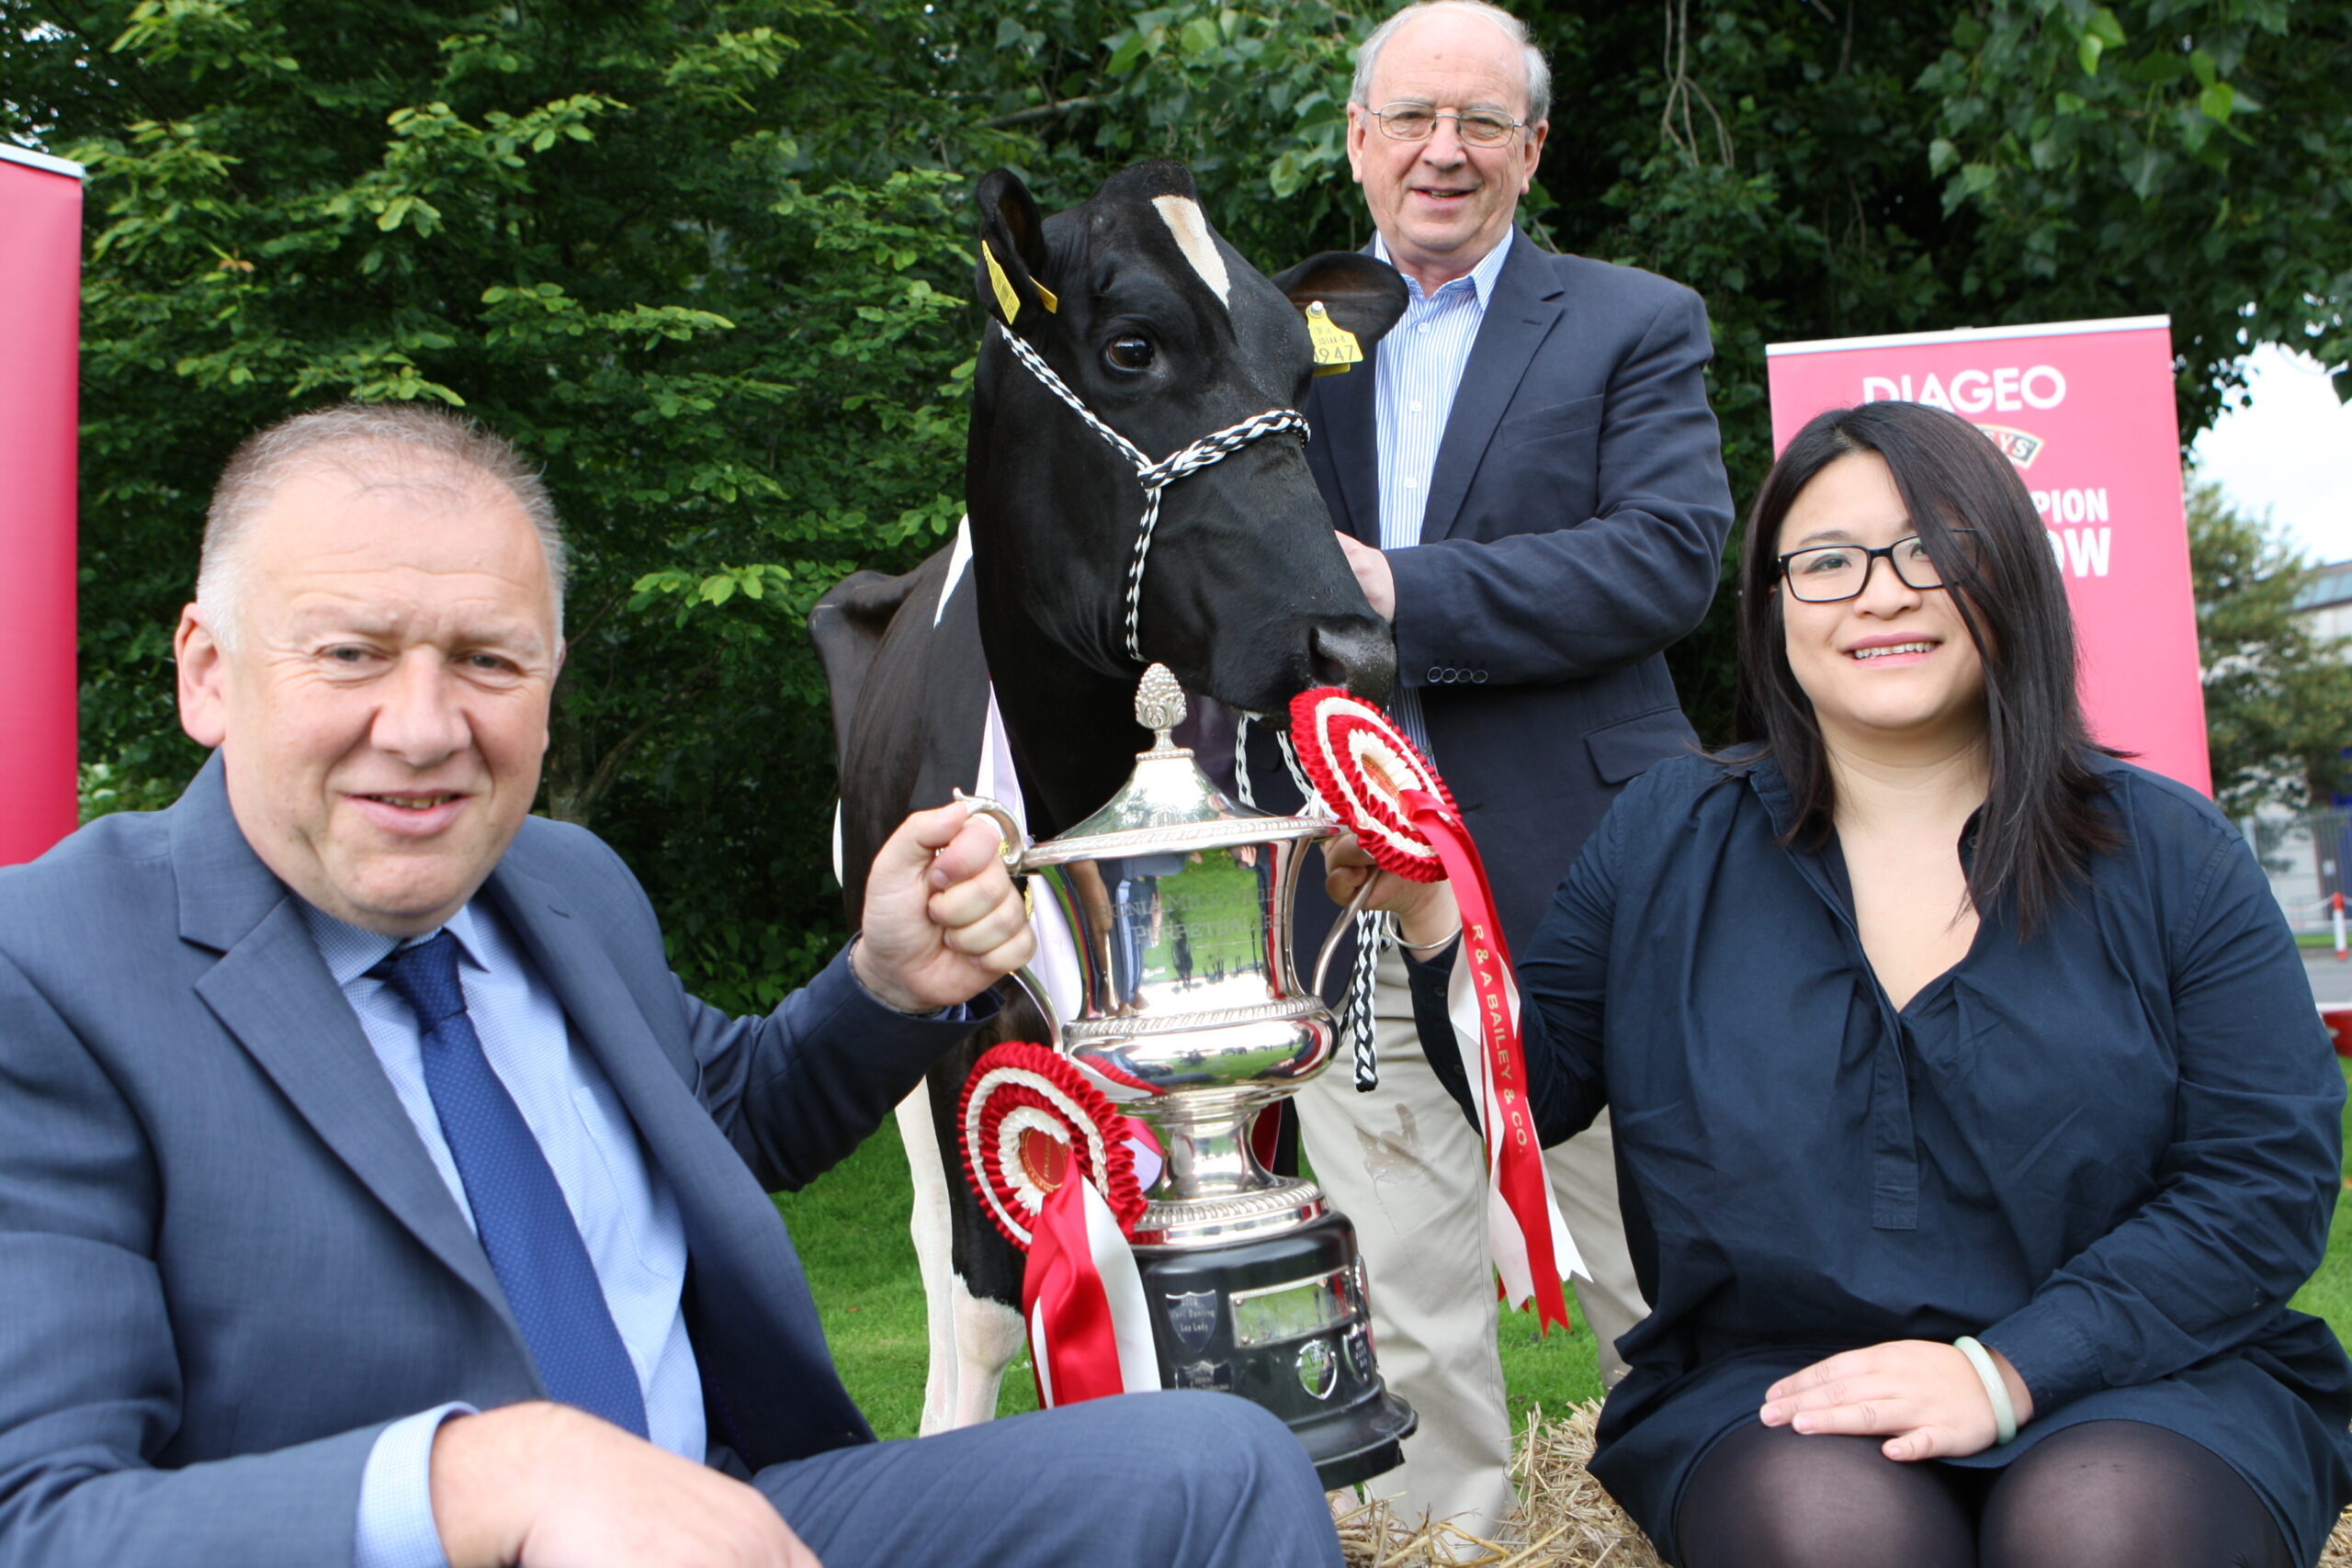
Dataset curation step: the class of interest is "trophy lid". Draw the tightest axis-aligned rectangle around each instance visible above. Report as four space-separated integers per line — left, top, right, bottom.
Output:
1019 666 1336 866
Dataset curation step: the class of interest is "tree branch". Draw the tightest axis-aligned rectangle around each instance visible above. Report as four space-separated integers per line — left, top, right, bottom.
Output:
981 96 1101 130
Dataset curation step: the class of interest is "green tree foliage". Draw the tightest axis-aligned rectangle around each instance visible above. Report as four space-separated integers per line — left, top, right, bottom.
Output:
10 0 1049 1006
994 0 2351 738
5 0 2347 998
2187 477 2352 814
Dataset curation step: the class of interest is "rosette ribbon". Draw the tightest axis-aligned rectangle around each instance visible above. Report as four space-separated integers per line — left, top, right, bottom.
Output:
957 1043 1161 1404
1289 688 1581 1332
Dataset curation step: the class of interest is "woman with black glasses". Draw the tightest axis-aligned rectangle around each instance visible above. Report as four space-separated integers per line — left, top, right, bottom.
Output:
1336 399 2352 1566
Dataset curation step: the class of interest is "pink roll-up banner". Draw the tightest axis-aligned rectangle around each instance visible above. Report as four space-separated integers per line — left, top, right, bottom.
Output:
0 144 86 863
1766 318 2211 795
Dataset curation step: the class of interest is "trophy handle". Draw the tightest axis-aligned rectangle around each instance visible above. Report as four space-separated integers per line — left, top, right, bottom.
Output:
953 789 1030 872
952 792 1063 1050
1004 964 1063 1052
1310 878 1378 996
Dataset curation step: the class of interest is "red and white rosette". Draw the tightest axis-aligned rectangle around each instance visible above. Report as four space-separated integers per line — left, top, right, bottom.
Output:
957 1043 1160 1404
1289 688 1581 1332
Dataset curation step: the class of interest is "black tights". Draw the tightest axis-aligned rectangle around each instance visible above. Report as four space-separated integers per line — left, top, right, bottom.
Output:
1676 1419 2292 1568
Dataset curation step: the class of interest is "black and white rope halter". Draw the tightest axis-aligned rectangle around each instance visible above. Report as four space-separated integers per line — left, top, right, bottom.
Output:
993 321 1310 662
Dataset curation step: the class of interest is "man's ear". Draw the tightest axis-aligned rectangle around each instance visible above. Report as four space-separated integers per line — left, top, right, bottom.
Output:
1272 252 1412 349
1343 100 1373 184
973 169 1057 329
175 604 228 748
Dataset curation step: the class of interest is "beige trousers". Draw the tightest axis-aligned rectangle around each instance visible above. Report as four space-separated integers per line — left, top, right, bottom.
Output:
1297 952 1645 1540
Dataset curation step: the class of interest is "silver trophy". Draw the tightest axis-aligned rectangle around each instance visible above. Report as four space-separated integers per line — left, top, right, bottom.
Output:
961 665 1415 1486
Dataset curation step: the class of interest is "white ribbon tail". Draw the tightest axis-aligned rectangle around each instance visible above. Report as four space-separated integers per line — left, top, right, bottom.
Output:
1024 1177 1161 1404
1445 953 1584 1306
1028 1306 1057 1408
1085 1177 1163 1393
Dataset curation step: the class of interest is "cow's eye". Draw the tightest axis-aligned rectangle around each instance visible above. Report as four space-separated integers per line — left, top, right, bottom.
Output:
1105 334 1156 372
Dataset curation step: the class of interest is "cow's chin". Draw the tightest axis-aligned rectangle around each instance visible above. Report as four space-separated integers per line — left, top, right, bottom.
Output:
1183 615 1398 719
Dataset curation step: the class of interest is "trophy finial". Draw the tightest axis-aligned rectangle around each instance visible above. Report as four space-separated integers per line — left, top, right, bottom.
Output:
1136 663 1187 753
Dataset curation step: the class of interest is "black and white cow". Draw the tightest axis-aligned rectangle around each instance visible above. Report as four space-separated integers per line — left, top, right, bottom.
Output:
812 160 1407 1431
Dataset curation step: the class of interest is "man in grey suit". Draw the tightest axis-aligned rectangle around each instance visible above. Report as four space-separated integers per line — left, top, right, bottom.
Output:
0 405 1340 1568
1271 0 1736 1541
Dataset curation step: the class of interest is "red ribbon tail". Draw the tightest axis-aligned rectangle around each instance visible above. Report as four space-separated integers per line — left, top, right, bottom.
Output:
1493 1275 1575 1334
1399 789 1572 1333
1533 1280 1576 1336
1022 1179 1127 1406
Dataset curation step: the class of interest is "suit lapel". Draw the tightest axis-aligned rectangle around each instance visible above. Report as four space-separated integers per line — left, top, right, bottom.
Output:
1419 235 1566 544
1309 345 1382 542
482 855 807 1292
484 848 871 1462
173 756 514 1325
483 857 707 1156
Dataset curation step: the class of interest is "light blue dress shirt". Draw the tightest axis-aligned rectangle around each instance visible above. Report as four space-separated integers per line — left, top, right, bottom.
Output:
311 901 704 1568
1370 227 1517 762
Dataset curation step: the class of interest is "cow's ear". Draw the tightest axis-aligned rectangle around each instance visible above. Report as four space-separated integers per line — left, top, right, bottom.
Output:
1279 253 1401 350
1272 253 1411 351
974 169 1058 327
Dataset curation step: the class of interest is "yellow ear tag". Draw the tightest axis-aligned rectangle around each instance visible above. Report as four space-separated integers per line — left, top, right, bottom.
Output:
982 241 1021 324
1306 300 1362 376
982 242 1057 321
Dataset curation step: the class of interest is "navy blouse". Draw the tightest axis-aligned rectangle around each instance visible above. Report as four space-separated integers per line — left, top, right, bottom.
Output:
1412 751 2352 1564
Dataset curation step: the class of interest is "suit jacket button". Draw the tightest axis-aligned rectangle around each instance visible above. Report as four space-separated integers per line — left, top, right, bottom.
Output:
1426 667 1444 682
1471 671 1487 684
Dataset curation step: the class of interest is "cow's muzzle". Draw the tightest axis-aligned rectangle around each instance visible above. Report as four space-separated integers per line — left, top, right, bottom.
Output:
1310 617 1396 705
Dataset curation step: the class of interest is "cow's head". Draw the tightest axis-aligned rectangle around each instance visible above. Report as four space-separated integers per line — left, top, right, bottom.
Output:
966 161 1407 722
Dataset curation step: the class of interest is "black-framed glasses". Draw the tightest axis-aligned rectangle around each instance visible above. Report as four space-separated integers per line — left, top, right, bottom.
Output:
1776 532 1978 603
1369 102 1525 147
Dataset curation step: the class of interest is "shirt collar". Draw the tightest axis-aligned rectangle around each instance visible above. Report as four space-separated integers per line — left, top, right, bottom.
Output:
302 897 487 987
1372 226 1515 310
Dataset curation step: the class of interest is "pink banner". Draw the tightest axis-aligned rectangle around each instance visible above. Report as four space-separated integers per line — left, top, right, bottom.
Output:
0 148 85 863
1766 318 2211 795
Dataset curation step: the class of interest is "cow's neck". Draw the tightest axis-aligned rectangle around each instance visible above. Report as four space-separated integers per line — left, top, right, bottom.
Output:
967 377 1161 839
986 643 1139 841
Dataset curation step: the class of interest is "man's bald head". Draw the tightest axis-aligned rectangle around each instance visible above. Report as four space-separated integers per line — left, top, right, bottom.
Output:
1351 0 1549 127
198 403 567 649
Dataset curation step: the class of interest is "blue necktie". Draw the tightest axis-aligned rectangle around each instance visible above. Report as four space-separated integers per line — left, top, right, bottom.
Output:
377 931 650 1437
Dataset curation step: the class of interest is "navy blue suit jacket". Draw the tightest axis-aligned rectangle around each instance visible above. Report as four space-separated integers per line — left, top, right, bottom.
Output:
0 755 981 1567
1276 234 1735 953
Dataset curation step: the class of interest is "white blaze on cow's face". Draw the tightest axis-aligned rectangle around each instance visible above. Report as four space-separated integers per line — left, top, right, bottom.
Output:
1151 195 1231 307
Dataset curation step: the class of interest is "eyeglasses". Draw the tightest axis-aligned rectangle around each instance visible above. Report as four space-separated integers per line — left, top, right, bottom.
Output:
1369 102 1525 147
1775 532 1978 603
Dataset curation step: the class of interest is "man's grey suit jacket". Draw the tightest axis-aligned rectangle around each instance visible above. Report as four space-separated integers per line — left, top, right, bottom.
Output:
1277 235 1736 954
0 754 978 1568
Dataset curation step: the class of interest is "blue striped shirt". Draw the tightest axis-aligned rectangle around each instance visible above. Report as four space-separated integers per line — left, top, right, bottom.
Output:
311 900 704 1568
1371 229 1517 761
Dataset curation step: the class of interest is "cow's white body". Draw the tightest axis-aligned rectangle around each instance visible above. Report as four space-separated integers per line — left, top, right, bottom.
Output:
896 1082 1026 1431
899 525 1076 1431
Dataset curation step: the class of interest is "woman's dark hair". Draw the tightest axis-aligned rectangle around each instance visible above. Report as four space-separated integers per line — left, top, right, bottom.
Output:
1730 400 2121 934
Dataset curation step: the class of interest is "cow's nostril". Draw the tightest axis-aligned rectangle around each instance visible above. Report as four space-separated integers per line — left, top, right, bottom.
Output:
1309 619 1397 705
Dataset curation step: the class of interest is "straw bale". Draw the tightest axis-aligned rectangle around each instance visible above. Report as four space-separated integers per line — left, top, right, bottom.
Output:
1334 1403 2352 1568
1333 1404 1661 1568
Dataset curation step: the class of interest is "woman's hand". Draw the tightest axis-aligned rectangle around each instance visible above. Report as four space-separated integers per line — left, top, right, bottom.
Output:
1321 832 1460 950
1758 1339 2035 1461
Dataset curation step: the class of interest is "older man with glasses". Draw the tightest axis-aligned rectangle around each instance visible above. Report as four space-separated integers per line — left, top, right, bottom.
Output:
1244 0 1736 1544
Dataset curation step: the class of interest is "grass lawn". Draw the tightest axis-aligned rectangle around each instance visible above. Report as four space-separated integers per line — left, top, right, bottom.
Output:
778 1057 2352 1441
